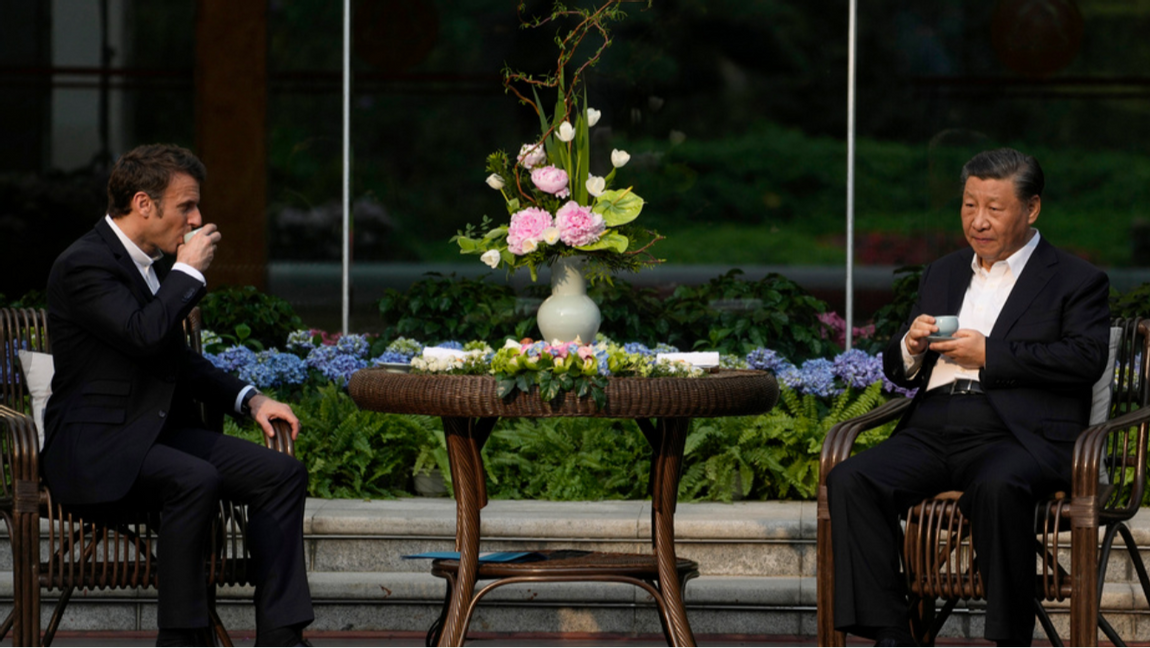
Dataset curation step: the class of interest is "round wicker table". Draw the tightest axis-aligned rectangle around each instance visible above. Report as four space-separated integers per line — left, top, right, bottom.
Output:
348 368 779 647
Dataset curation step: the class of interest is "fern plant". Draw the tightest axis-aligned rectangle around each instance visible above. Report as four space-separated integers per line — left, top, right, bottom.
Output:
682 382 894 501
482 417 651 501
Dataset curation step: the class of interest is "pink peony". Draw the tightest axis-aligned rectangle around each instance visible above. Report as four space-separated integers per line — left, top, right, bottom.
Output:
517 143 547 168
555 201 606 247
530 165 570 197
506 207 554 255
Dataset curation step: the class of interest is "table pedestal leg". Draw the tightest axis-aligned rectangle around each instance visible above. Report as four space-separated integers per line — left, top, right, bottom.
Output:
437 416 494 647
641 417 696 647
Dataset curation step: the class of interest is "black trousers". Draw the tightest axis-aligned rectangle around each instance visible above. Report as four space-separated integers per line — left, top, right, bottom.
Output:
825 391 1067 644
75 427 314 631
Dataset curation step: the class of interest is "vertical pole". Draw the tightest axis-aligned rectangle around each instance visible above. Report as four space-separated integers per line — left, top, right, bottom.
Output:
845 0 858 350
341 0 352 335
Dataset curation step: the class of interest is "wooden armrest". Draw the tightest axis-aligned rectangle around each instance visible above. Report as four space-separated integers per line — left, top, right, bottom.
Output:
819 397 913 482
263 418 296 457
1071 405 1150 519
0 404 44 514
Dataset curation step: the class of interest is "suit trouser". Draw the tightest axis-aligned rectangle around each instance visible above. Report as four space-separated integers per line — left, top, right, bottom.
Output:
76 427 314 631
825 391 1069 643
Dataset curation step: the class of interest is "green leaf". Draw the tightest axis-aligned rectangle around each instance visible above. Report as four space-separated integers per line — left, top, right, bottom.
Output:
592 189 644 226
576 231 628 253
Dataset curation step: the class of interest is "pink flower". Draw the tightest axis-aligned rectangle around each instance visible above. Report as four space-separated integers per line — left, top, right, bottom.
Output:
555 201 606 247
577 345 595 360
547 344 569 359
506 207 554 255
517 143 547 168
531 165 569 197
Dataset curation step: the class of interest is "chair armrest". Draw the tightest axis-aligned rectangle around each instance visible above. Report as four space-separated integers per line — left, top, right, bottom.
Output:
1071 405 1150 521
263 418 296 458
819 397 913 485
0 404 44 513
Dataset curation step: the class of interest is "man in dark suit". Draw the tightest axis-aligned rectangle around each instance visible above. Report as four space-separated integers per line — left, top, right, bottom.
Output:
42 144 314 646
826 148 1110 646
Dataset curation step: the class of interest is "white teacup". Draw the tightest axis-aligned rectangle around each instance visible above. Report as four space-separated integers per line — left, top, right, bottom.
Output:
934 315 959 337
184 228 203 244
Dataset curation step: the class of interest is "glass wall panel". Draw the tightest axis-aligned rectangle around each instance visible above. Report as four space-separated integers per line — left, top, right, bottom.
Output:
267 0 853 330
854 0 1150 295
0 0 196 300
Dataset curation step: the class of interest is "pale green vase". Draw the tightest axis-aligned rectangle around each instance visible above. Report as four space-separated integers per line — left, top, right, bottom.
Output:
536 256 601 344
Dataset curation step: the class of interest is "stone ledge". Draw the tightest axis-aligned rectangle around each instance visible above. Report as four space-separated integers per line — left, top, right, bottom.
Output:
303 498 820 541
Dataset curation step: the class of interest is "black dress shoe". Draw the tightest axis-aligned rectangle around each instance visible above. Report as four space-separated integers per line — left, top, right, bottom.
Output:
874 627 917 646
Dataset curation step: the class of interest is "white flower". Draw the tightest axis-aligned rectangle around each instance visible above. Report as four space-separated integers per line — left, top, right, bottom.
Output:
587 108 601 127
557 121 576 142
585 175 606 197
520 238 538 253
480 249 500 268
542 227 560 245
517 143 547 168
503 338 520 350
486 173 504 190
611 149 631 168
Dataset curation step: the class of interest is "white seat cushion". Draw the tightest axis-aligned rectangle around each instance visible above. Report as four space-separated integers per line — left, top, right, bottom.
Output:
16 350 53 448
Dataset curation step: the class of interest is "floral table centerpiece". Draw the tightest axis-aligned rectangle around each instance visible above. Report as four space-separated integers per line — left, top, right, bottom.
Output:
453 0 661 344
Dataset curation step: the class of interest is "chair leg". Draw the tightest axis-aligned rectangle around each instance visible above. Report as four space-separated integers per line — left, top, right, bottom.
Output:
1035 599 1064 647
426 574 454 647
207 590 232 648
42 586 75 647
0 608 15 642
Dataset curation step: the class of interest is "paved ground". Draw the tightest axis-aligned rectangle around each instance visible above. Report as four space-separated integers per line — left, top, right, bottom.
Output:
6 635 855 644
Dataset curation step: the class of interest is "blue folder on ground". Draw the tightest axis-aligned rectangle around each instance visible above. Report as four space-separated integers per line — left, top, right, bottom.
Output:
402 551 545 563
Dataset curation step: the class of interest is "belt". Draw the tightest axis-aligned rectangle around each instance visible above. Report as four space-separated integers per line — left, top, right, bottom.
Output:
929 379 985 396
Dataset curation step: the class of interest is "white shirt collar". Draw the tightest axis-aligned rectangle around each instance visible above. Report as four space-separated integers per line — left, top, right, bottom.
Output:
969 228 1041 277
105 214 163 269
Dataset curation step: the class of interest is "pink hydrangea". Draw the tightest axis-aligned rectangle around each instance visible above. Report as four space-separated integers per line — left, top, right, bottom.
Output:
555 201 606 247
517 143 547 168
506 207 554 255
530 165 569 197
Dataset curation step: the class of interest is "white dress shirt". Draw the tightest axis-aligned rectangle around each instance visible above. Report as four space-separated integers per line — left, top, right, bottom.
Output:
902 229 1042 391
104 215 205 291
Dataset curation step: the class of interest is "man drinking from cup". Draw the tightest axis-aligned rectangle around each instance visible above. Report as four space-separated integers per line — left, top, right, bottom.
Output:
825 148 1110 646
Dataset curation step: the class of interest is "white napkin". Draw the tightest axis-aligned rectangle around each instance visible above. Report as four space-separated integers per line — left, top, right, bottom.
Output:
422 346 468 360
656 352 720 368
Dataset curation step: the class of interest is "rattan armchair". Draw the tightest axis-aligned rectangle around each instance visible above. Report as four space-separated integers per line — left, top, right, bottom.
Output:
0 307 296 646
816 317 1150 647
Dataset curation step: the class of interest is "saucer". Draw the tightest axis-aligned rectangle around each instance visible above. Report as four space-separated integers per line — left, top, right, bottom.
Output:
926 334 956 343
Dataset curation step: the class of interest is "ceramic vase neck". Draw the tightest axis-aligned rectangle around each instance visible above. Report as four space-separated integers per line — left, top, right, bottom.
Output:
550 256 587 296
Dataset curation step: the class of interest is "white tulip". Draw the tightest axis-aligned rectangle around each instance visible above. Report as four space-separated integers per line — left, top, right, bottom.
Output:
557 121 576 142
587 108 601 127
521 238 538 253
542 227 561 245
503 338 520 349
480 249 500 268
611 149 631 168
586 175 606 197
486 173 504 190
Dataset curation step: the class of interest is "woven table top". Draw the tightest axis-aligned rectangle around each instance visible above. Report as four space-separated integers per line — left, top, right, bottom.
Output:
347 368 779 419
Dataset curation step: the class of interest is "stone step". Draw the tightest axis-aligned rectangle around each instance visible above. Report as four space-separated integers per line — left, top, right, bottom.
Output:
1 498 1149 642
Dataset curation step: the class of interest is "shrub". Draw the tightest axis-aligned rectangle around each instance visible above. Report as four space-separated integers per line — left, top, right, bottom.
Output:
377 273 529 343
200 285 304 351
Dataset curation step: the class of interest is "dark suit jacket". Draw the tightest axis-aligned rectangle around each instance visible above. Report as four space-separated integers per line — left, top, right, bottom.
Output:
42 218 247 505
883 237 1110 482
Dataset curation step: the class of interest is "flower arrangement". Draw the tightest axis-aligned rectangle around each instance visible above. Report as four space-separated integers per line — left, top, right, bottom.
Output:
453 0 661 283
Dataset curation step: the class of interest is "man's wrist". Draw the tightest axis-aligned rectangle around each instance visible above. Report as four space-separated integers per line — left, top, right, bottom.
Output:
240 387 261 417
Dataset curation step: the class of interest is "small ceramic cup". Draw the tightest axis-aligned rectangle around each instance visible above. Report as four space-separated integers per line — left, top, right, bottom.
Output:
934 315 959 337
184 228 203 244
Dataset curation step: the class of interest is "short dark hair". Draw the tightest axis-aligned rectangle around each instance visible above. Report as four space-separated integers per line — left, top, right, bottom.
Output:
106 144 206 217
960 148 1043 202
